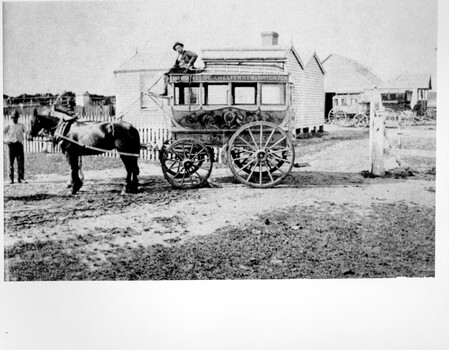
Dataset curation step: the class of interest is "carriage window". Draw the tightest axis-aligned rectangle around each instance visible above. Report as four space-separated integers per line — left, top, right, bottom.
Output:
261 84 285 105
204 84 228 105
334 99 339 106
232 83 257 105
174 84 201 105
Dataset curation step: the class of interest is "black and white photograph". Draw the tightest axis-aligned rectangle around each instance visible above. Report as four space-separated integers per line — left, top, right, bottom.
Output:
1 0 448 349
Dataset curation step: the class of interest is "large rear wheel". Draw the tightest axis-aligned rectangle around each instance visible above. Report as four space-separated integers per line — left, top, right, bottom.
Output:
227 122 295 188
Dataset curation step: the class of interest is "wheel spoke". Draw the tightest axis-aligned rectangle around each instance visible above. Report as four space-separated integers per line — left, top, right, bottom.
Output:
264 128 276 148
236 157 257 175
166 159 181 171
269 147 292 154
248 128 259 149
246 161 257 182
266 157 285 175
232 146 254 154
237 136 257 151
259 162 262 185
191 148 207 161
260 125 263 148
267 136 286 150
266 162 275 182
233 155 253 162
269 153 292 164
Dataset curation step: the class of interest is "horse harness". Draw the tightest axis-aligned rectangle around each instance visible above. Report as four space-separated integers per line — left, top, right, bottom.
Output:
53 119 140 158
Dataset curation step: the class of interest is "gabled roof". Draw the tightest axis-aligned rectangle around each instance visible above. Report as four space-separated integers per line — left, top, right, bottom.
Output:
386 74 432 89
202 46 291 60
306 52 325 75
114 52 175 73
201 45 318 71
322 54 383 93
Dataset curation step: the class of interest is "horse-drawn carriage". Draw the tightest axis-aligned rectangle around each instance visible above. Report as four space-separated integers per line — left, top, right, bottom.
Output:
328 92 395 128
29 70 297 193
156 71 296 188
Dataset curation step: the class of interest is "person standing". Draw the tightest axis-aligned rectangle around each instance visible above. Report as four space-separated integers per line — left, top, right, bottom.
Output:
4 111 26 184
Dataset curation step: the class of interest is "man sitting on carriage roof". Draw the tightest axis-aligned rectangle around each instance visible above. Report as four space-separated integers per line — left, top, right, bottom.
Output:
161 42 198 96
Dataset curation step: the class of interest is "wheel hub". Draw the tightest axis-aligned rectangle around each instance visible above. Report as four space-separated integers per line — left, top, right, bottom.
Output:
183 159 193 169
255 149 267 161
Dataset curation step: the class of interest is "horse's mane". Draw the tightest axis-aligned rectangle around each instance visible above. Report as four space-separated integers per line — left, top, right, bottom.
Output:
34 108 60 125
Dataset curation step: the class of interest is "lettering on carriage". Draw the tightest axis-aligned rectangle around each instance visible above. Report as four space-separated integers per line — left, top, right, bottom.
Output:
170 75 288 83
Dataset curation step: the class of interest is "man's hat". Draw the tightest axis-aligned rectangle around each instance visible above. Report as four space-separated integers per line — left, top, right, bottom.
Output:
173 42 184 51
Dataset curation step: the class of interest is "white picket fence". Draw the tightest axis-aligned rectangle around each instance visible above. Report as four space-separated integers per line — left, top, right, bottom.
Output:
3 112 170 161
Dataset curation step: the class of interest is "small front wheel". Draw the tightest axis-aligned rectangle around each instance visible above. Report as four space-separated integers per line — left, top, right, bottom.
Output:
160 139 213 189
353 113 369 128
328 108 348 126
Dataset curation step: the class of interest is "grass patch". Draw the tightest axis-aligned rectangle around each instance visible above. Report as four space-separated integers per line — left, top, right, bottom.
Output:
5 202 434 281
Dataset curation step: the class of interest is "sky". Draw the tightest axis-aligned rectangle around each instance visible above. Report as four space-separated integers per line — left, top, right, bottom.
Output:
2 0 439 96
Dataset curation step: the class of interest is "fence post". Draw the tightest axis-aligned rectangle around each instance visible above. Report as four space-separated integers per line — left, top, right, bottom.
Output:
369 98 385 176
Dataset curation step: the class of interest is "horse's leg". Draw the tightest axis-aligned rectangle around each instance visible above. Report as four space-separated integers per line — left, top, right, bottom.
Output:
65 153 73 188
130 156 140 192
66 156 82 188
120 156 139 193
67 153 83 194
78 157 84 182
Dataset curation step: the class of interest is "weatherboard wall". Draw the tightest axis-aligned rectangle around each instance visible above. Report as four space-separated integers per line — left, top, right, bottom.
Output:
303 57 325 128
114 70 168 128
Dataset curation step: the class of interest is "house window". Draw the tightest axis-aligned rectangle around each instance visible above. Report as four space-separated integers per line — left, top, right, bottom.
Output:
140 73 160 110
174 84 201 105
261 84 285 105
232 83 257 105
204 84 228 105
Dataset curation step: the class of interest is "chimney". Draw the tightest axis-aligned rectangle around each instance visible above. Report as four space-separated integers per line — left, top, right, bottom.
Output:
261 31 279 46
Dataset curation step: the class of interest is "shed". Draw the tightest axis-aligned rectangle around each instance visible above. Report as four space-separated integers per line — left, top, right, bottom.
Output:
380 74 432 111
322 54 383 119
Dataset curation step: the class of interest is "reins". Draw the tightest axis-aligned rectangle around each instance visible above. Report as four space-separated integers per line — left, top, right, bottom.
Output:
53 132 140 157
34 115 140 157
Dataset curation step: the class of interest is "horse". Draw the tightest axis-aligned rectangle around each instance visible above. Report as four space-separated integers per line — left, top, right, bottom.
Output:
29 108 141 194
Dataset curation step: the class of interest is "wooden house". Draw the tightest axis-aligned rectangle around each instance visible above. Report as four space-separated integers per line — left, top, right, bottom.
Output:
113 52 173 128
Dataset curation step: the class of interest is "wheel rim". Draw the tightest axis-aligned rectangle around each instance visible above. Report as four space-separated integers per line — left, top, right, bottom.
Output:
227 122 295 188
353 114 368 128
328 108 347 126
161 139 213 189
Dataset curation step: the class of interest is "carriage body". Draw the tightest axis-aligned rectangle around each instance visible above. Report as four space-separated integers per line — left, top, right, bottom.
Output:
159 71 296 188
168 72 294 146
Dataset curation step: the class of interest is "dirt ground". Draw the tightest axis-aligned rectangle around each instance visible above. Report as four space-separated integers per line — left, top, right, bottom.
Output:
3 124 436 280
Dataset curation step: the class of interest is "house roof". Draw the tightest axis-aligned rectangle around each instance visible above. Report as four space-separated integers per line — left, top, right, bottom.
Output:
114 52 175 73
201 45 320 70
115 46 322 75
385 74 432 89
202 46 290 59
322 54 384 93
